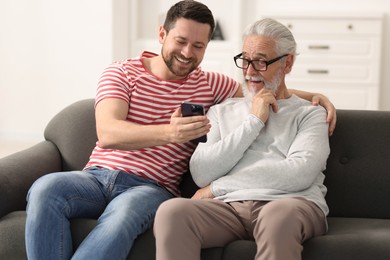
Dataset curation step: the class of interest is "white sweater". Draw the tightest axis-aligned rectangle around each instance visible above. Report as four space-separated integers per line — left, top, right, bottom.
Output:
189 95 330 216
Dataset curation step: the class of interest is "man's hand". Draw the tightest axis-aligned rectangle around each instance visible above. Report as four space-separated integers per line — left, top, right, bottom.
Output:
166 107 211 143
191 185 215 199
311 94 337 136
250 88 278 123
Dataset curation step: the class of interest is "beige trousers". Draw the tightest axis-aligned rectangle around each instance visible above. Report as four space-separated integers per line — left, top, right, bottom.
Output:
154 197 326 260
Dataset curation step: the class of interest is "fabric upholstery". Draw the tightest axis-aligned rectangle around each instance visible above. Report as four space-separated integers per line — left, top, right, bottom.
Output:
0 141 61 217
324 110 390 218
44 99 97 171
1 99 390 260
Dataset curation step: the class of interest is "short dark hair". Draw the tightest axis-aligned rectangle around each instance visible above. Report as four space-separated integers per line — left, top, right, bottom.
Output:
163 0 215 41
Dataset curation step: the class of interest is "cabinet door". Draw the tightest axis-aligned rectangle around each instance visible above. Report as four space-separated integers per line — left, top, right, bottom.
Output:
264 14 383 110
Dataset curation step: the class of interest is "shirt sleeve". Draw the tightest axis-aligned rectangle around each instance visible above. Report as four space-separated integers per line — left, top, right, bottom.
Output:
95 62 132 107
189 108 264 187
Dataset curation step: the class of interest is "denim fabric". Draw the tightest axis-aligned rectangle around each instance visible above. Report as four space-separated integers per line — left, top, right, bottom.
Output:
25 167 173 260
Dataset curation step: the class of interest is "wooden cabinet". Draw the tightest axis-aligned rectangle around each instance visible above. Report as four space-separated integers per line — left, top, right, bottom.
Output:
265 14 383 110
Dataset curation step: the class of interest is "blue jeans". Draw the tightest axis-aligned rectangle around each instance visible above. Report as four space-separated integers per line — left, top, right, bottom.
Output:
25 167 173 260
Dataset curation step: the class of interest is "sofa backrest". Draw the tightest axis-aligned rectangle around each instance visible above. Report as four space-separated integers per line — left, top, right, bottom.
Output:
324 109 390 219
43 99 390 219
44 99 97 171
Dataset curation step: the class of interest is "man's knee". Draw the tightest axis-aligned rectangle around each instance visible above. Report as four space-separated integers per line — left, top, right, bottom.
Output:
28 173 62 202
260 198 306 218
155 198 190 224
154 198 193 238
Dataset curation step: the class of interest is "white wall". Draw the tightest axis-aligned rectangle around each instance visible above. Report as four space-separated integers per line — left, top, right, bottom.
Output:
0 0 116 143
1 0 390 147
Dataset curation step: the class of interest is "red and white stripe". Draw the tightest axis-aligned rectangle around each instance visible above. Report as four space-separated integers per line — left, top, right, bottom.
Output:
85 51 239 196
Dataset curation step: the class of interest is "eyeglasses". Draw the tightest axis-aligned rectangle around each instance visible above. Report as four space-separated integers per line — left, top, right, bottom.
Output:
233 53 289 71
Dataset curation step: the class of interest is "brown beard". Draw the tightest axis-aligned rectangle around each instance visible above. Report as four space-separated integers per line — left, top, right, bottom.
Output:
161 48 198 77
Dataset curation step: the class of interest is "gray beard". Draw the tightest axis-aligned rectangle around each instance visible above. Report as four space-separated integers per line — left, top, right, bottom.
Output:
243 67 283 101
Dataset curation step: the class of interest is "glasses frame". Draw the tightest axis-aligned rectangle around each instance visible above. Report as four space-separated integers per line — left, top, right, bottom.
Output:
233 53 289 71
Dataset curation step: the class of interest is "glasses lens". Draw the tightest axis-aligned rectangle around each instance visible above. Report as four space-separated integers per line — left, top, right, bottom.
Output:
235 58 266 71
252 60 266 71
235 58 246 69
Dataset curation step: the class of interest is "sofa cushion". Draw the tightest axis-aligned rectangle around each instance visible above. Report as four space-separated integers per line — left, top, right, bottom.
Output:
3 211 390 260
302 217 390 260
70 218 223 260
0 211 27 260
221 217 390 260
324 110 390 219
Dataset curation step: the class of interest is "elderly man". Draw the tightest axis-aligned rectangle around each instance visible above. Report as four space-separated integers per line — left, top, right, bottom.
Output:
154 17 330 260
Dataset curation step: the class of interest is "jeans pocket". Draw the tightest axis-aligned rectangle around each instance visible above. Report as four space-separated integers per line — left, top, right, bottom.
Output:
84 167 120 190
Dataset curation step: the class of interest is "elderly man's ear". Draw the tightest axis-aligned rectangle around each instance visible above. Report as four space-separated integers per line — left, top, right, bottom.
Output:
283 54 294 74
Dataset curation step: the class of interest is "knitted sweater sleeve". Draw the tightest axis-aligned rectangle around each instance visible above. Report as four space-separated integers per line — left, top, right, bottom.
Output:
189 107 264 187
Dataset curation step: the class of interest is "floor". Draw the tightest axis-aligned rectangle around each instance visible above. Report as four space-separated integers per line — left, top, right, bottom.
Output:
0 139 39 159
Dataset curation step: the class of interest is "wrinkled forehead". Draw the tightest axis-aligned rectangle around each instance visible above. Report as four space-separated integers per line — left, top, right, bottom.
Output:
242 35 277 59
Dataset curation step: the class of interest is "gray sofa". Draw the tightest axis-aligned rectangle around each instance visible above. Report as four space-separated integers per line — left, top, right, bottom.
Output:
1 99 390 260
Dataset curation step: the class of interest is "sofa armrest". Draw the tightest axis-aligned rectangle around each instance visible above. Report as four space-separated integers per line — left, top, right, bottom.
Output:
0 141 62 218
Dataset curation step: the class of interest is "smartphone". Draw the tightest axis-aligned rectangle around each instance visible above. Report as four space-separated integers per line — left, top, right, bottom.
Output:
181 102 207 143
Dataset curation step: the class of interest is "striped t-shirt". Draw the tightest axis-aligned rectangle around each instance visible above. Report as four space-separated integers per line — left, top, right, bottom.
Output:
85 51 239 196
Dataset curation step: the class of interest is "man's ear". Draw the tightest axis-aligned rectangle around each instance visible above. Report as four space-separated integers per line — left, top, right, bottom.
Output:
284 54 294 74
158 25 167 44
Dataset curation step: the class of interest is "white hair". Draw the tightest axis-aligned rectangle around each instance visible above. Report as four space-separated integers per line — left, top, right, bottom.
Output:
242 18 297 57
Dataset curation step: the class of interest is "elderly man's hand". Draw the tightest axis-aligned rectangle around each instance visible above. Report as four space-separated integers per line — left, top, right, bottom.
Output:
191 185 215 199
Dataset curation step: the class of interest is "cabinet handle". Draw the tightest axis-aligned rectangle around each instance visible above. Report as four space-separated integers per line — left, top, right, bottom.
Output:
307 69 329 74
308 45 330 50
